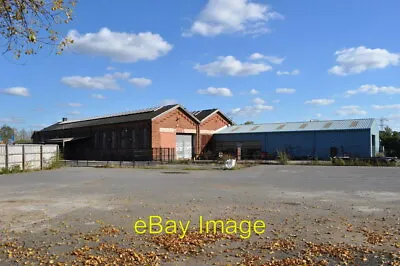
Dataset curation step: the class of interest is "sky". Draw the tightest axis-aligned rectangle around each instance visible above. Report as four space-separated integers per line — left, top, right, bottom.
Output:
1 0 400 131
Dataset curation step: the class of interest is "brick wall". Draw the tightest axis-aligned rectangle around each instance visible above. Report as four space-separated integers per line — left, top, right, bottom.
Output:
198 112 231 153
152 107 198 152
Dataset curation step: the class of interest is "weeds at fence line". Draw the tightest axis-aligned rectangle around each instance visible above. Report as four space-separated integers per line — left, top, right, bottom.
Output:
331 157 397 167
0 155 63 175
277 151 289 165
45 154 64 170
0 165 23 175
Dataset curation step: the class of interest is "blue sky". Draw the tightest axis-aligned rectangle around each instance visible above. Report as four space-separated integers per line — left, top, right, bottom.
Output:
1 0 400 130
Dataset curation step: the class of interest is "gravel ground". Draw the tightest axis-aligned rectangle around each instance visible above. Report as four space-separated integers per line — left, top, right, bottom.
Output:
0 165 399 265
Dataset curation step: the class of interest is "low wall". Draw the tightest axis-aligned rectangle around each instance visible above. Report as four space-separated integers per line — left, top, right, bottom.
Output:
0 144 58 170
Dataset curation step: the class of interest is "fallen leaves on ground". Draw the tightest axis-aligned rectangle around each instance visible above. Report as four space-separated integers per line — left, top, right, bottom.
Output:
151 230 238 255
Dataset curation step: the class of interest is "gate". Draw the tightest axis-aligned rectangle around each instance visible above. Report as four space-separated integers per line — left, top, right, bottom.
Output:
176 134 193 159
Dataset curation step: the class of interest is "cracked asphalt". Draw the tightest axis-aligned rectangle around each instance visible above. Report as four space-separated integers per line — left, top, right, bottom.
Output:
0 165 399 265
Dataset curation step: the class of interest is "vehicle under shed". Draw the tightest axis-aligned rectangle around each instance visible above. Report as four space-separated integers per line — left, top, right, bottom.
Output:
212 118 380 160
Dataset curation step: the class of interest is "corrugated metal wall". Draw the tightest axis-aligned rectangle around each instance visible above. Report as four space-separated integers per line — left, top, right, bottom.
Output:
213 129 375 159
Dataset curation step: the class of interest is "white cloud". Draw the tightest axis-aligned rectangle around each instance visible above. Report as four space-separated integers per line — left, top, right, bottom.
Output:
67 28 173 63
250 89 259 95
106 66 115 71
387 114 400 131
336 106 367 116
272 99 280 104
253 97 265 105
61 75 120 90
249 52 264 60
372 104 400 110
184 0 283 37
249 53 284 64
195 56 272 76
230 104 273 117
0 87 30 97
160 99 177 106
67 102 83 107
30 123 47 129
106 72 131 79
346 84 400 96
129 77 152 88
329 46 400 76
67 110 80 116
388 114 400 120
0 117 24 124
276 88 296 94
277 69 300 76
197 87 233 97
91 94 106 100
304 99 335 106
316 113 322 118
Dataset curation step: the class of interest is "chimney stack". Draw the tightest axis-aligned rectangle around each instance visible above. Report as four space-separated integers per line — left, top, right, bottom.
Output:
62 117 68 122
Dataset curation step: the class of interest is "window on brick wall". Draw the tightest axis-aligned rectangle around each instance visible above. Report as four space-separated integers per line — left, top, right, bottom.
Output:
131 129 136 148
111 131 117 149
94 132 98 149
143 128 148 148
120 129 128 149
102 131 107 149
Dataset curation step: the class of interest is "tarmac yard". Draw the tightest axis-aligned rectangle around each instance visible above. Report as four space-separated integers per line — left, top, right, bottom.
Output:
0 165 399 265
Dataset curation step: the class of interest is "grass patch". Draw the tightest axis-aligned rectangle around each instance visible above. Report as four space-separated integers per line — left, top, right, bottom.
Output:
331 158 398 167
0 155 64 175
45 155 64 170
0 165 23 175
277 151 289 165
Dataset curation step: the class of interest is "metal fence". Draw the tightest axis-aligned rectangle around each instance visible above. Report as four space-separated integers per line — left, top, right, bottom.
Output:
152 148 175 162
0 144 58 170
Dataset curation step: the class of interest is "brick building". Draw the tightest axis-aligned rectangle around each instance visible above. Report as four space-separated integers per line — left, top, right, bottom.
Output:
32 104 233 161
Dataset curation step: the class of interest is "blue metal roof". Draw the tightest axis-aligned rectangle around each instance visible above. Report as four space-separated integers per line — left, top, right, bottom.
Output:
215 118 375 134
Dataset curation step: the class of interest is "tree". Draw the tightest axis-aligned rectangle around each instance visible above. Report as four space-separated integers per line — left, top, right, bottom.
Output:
13 128 33 143
244 121 255 125
380 126 400 157
0 0 76 58
0 125 14 143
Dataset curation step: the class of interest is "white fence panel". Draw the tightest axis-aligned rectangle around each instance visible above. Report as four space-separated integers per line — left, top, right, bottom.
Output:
25 145 41 154
0 144 58 171
43 145 58 167
0 145 6 168
8 146 23 169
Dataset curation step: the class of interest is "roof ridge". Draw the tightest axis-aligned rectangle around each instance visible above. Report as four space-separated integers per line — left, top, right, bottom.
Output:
59 105 176 125
231 118 374 127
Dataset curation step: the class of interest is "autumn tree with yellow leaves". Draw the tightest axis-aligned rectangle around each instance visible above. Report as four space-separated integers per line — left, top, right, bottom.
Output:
0 0 76 58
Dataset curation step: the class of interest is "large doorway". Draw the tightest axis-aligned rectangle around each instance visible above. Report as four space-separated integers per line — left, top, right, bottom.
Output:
176 134 193 160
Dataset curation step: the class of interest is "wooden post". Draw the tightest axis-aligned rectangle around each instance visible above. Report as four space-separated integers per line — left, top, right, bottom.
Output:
22 145 25 171
40 145 43 170
5 144 8 170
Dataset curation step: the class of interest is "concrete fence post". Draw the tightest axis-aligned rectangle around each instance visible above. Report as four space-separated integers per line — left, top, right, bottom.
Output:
40 145 43 170
5 144 8 170
22 145 25 171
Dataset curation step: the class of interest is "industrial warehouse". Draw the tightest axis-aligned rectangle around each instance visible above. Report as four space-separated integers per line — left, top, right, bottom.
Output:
33 104 380 161
213 118 380 160
32 104 233 161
